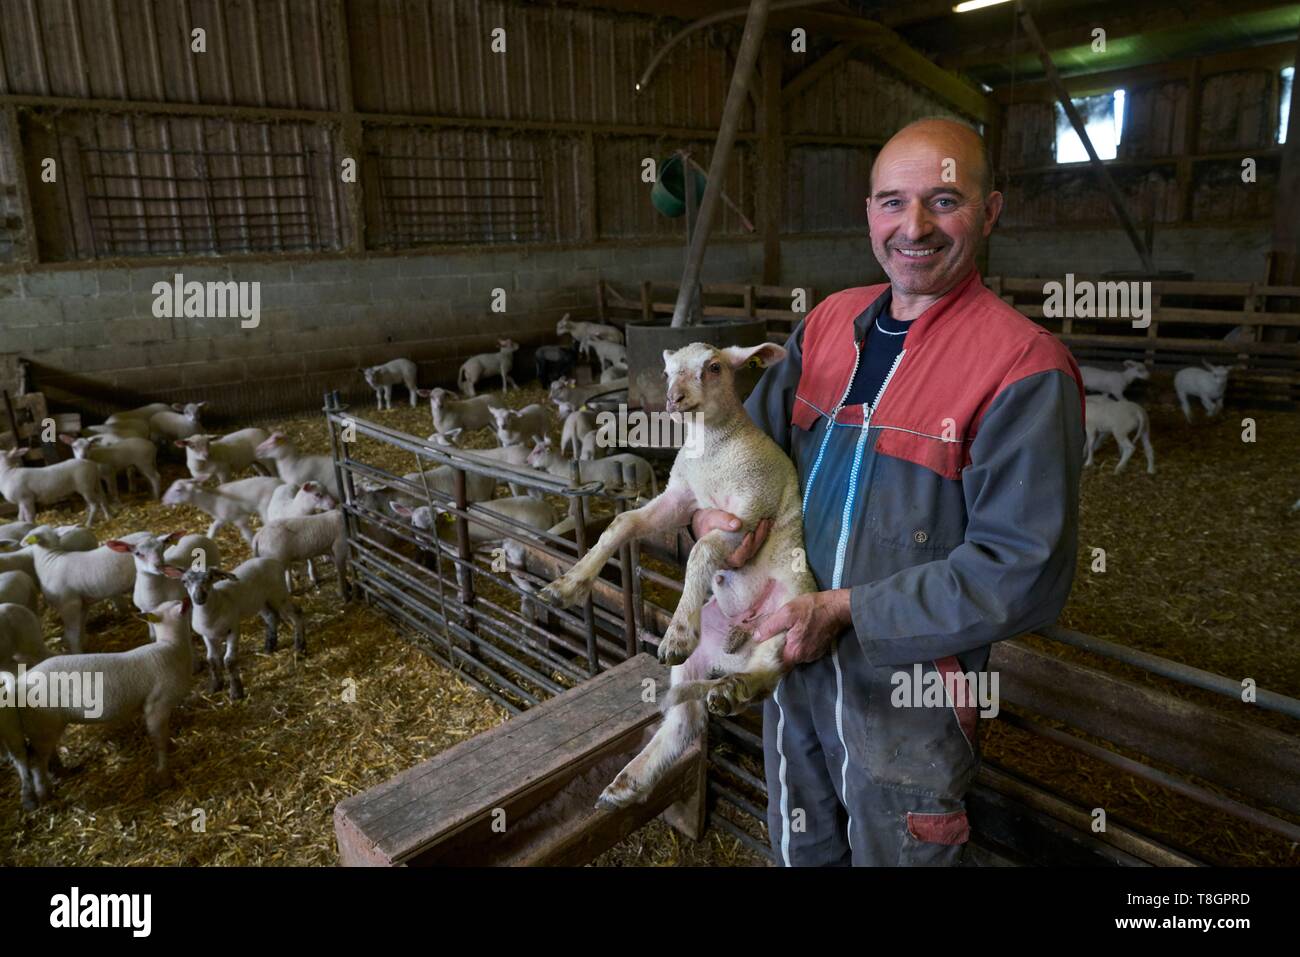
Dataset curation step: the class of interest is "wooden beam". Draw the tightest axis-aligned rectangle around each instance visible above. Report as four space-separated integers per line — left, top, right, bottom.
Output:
780 41 857 104
1177 57 1202 224
3 106 38 264
995 40 1296 103
1269 26 1300 287
330 0 364 256
772 11 992 122
760 34 783 286
1018 4 1154 273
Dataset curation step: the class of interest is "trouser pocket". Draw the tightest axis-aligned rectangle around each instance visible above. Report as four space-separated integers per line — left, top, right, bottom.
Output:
897 805 970 867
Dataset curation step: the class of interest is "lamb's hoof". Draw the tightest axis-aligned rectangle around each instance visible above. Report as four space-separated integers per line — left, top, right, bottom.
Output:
595 776 640 810
707 676 747 717
658 623 697 667
264 638 278 653
539 575 589 609
207 677 223 694
723 626 750 655
229 683 245 702
154 770 175 791
21 792 38 811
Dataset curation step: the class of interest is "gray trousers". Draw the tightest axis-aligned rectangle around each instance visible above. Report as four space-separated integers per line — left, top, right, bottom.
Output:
762 637 980 866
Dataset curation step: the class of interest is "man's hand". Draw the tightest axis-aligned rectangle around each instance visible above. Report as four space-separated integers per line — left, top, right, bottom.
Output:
753 589 852 667
691 509 773 569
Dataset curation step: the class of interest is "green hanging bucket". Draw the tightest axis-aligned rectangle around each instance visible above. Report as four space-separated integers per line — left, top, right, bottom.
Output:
650 153 706 218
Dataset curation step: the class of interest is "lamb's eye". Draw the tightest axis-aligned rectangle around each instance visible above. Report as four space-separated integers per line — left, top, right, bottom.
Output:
709 362 721 374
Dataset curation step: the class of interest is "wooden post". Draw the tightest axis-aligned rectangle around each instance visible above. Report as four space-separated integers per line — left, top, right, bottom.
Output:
330 0 365 254
4 106 38 263
1177 58 1202 224
759 34 784 287
1268 28 1300 291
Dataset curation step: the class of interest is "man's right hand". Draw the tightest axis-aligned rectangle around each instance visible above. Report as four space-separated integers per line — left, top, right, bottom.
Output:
691 509 773 569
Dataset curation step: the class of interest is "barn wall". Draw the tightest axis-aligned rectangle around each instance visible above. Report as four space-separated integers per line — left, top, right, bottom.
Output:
1 241 764 420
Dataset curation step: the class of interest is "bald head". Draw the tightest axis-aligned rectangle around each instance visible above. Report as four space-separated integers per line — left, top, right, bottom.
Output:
871 118 993 199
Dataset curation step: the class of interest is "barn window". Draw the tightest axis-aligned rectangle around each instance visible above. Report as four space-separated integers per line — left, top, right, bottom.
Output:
1054 89 1126 163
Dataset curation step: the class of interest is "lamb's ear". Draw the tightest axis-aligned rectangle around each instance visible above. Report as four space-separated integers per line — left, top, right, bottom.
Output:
58 433 76 445
212 569 237 581
389 502 413 518
171 403 186 412
105 540 134 554
174 439 188 448
417 388 432 397
140 612 162 625
721 342 787 371
162 531 183 544
162 565 185 579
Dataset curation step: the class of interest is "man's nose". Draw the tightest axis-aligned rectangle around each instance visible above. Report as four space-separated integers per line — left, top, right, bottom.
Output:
901 198 933 240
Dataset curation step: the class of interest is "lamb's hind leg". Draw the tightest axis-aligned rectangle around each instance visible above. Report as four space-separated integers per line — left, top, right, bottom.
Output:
658 529 739 666
706 633 787 717
596 689 705 810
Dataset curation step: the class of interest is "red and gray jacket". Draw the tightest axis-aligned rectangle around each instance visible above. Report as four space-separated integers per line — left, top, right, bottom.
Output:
744 266 1086 671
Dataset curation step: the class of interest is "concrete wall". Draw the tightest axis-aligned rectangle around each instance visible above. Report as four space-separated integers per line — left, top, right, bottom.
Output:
0 241 765 421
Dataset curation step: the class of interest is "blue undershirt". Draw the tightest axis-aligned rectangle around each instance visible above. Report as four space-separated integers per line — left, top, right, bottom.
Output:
842 308 913 408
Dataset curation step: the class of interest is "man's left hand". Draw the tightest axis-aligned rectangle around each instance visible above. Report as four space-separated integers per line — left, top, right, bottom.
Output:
753 589 853 667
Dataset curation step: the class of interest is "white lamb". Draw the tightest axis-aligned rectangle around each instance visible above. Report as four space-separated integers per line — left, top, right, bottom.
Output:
0 570 39 615
491 404 549 449
1174 361 1234 422
591 338 628 373
418 388 505 437
149 402 206 442
182 562 304 700
253 509 349 598
255 432 341 499
556 314 623 358
560 410 597 459
108 532 222 625
526 437 657 499
539 341 816 809
0 446 111 526
0 601 50 671
1083 396 1156 474
1080 360 1150 401
363 358 419 409
21 528 137 653
105 402 172 424
17 598 194 807
458 339 519 396
177 429 271 483
60 434 161 501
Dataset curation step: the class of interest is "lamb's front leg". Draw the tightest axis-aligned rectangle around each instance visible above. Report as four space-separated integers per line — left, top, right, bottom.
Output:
658 529 738 665
538 483 696 609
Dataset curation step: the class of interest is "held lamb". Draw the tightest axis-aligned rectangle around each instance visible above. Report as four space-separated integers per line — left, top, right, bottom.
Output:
363 358 420 410
255 432 341 499
458 339 519 396
418 388 505 437
1083 396 1156 474
176 429 271 483
0 447 111 527
538 342 816 809
182 562 303 700
1174 361 1236 422
17 598 195 808
1079 360 1150 402
60 434 161 501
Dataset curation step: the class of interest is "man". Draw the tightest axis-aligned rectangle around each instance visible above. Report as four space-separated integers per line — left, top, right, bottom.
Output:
691 118 1085 866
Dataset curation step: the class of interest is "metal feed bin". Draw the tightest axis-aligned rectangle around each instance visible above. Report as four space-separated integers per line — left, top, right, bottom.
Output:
625 316 770 417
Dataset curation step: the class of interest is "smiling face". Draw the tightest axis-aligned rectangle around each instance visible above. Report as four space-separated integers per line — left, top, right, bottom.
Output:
867 120 1003 312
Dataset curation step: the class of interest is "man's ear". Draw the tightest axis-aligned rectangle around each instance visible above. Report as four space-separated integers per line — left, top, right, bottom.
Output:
720 343 787 371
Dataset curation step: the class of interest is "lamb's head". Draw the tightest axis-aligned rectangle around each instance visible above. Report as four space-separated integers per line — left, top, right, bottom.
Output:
390 501 438 531
177 434 214 459
0 447 28 471
20 526 60 548
1122 360 1151 382
419 388 454 413
362 366 380 389
297 481 337 512
1201 360 1233 381
161 479 197 507
491 407 516 429
526 436 554 468
143 598 192 634
59 434 102 458
427 428 462 448
255 431 290 458
172 401 206 422
555 314 572 336
107 533 186 578
182 567 237 605
661 342 788 421
498 338 519 354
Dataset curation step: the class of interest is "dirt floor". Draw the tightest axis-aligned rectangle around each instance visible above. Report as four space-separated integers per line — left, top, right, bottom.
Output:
0 376 1296 867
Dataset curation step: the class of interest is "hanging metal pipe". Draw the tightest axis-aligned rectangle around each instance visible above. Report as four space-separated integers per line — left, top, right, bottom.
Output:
669 0 771 327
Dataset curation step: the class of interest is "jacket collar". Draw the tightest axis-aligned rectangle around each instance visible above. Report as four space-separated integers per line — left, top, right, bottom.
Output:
856 266 984 349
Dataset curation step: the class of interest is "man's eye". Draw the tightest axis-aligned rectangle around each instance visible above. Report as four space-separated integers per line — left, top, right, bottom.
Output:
934 198 956 209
